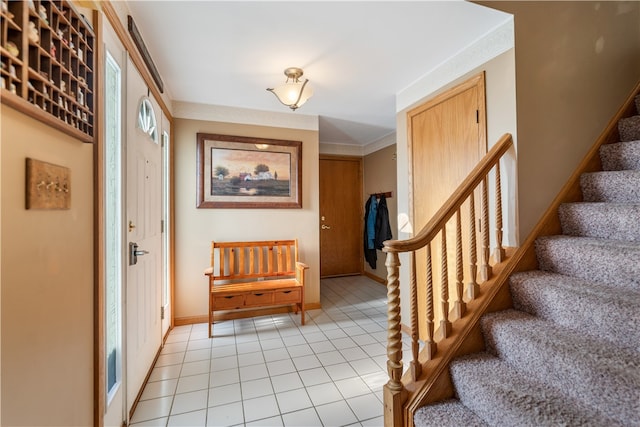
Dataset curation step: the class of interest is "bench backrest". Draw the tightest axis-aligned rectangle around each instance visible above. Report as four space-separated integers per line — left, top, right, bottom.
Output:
210 240 299 282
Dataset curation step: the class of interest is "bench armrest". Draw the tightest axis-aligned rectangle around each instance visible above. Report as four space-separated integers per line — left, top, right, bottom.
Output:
295 261 308 286
204 267 214 276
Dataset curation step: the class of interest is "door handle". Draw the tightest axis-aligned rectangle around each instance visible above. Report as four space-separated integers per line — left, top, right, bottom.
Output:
321 224 331 230
129 242 149 265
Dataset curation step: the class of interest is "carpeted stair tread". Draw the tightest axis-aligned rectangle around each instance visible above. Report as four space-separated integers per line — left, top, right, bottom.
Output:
558 202 640 241
581 170 640 202
449 353 623 427
536 235 640 291
481 310 640 424
600 140 640 171
618 115 640 142
414 399 488 427
509 270 640 352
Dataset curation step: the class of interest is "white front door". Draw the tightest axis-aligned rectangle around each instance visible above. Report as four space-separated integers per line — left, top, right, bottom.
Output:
126 58 163 412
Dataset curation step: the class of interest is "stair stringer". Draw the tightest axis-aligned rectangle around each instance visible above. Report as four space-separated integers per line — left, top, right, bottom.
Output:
403 79 640 427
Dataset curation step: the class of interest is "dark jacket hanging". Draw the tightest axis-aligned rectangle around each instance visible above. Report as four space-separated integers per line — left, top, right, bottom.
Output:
374 195 393 250
364 195 378 269
364 195 393 269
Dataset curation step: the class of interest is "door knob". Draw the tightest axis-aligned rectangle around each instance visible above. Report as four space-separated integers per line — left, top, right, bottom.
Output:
322 224 331 230
129 220 136 232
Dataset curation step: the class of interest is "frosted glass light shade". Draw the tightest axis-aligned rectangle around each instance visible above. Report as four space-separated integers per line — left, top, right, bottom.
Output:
267 67 313 111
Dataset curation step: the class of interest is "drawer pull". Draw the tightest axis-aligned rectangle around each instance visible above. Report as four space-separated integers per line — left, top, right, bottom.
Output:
283 290 292 294
224 296 235 299
254 293 264 296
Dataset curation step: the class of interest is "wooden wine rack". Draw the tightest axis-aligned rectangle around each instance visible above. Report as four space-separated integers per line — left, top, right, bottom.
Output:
1 0 95 143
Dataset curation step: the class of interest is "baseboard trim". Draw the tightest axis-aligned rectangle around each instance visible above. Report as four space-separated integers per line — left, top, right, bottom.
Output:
175 303 323 326
363 271 386 285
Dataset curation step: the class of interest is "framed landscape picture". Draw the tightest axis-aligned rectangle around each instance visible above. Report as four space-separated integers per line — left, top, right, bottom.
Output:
196 133 302 208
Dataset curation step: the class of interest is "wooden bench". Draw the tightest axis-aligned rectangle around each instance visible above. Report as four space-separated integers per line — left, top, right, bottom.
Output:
204 239 308 338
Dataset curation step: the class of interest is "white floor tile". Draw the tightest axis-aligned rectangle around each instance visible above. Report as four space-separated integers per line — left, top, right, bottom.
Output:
331 336 358 349
141 378 178 401
275 388 313 414
309 340 337 354
263 348 290 362
246 415 283 426
130 396 173 423
267 359 296 376
211 355 238 372
335 377 371 399
292 354 321 371
148 364 182 382
270 372 304 393
237 341 262 354
184 348 212 363
211 344 237 358
281 407 322 427
241 377 273 399
207 401 244 426
243 394 279 423
161 342 188 355
347 393 384 421
298 367 331 387
155 352 185 367
260 337 285 350
176 373 209 394
315 400 358 427
340 346 369 362
306 382 343 406
350 358 382 376
325 362 358 381
238 351 265 367
167 409 206 426
209 368 239 387
286 343 313 357
187 338 213 351
208 383 241 407
171 389 208 415
130 416 168 427
180 360 210 377
239 363 269 382
317 350 347 366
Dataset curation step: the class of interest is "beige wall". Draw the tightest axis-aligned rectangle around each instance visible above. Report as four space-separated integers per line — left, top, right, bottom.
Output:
481 0 640 240
1 106 94 426
363 144 398 281
173 118 320 321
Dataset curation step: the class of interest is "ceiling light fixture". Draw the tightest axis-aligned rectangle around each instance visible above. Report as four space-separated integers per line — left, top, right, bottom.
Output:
267 67 313 111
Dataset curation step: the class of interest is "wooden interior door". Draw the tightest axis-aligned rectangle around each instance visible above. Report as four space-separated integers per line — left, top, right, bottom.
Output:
409 73 487 339
319 156 363 277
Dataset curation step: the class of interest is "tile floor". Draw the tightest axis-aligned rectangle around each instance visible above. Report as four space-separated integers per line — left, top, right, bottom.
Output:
130 275 410 427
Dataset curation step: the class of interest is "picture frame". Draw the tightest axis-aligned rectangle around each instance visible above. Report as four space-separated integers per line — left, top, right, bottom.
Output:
196 133 302 209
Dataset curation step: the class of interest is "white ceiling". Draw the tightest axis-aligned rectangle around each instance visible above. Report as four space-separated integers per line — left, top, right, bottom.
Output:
125 1 510 146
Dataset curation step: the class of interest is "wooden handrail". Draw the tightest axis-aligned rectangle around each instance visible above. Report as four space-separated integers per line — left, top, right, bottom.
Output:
383 133 514 254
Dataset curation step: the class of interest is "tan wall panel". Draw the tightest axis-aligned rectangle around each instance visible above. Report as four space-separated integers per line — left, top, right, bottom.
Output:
174 118 320 320
480 0 640 240
1 105 94 426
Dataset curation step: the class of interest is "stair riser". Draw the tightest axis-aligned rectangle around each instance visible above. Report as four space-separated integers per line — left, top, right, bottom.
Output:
558 203 640 242
509 273 640 352
580 171 640 202
535 237 640 291
481 313 640 423
618 116 640 142
599 140 640 171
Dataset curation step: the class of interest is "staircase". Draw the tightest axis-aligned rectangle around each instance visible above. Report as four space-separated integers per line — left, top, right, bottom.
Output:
414 96 640 426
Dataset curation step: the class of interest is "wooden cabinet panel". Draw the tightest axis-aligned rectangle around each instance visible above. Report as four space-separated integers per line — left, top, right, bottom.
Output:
1 0 94 142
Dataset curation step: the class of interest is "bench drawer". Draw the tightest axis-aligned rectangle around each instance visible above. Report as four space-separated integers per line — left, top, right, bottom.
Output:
245 291 275 307
214 294 245 309
274 288 301 304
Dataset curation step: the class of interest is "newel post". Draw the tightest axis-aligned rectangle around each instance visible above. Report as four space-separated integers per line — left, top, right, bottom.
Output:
384 251 407 427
